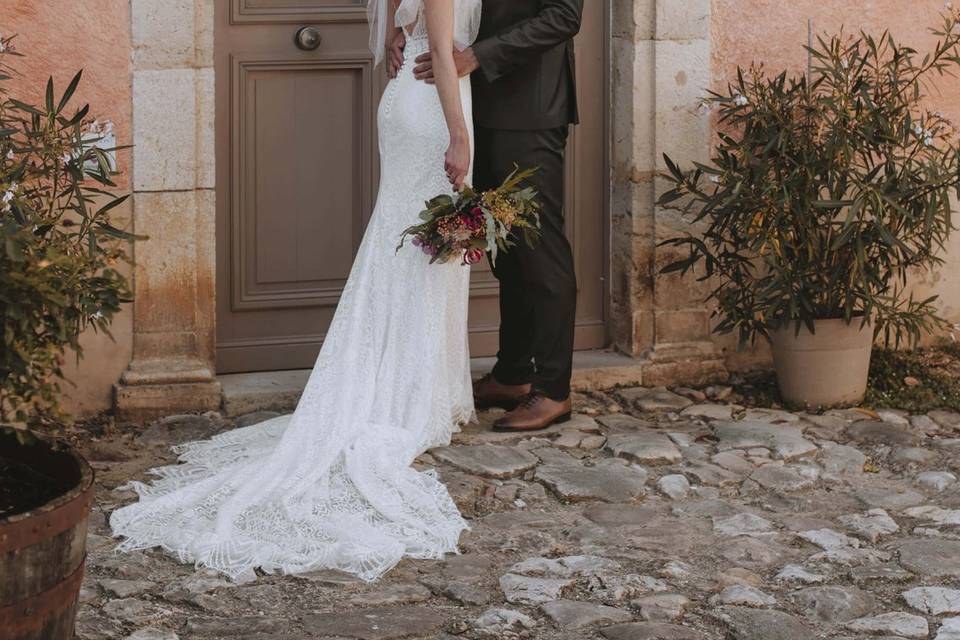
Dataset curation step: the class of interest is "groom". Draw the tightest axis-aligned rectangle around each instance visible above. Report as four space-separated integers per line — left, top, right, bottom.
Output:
393 0 583 432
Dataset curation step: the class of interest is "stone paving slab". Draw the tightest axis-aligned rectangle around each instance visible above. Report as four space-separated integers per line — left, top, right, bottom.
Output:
712 420 817 461
75 385 960 640
432 444 540 478
617 387 693 412
535 458 649 503
605 431 682 466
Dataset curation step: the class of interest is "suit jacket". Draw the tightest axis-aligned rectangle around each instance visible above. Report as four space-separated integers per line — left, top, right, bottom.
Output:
471 0 583 130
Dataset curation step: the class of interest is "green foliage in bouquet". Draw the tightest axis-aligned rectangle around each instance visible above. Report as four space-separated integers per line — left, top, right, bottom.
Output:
658 11 960 348
0 36 139 428
398 166 542 266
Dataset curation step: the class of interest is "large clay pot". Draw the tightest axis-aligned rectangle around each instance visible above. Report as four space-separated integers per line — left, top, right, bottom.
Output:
770 318 874 408
0 427 94 640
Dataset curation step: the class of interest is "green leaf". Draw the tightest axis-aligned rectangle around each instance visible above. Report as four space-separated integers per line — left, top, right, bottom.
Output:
57 70 83 114
95 221 147 241
64 104 90 127
45 76 54 113
8 99 43 115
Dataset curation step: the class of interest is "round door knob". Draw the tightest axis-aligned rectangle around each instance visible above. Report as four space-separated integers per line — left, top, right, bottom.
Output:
294 26 322 51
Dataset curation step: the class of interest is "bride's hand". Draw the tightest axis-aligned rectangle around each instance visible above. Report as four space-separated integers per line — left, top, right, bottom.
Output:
445 133 470 191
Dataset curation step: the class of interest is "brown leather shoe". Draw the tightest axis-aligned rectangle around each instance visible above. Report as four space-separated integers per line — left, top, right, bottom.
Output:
473 373 532 410
493 393 572 432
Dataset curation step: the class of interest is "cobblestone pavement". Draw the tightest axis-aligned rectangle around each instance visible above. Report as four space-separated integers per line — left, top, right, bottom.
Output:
75 386 960 640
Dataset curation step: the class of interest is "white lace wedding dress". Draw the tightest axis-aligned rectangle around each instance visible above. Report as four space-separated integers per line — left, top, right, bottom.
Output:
111 0 482 583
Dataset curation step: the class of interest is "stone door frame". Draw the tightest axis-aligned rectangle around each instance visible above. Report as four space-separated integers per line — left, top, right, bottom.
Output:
115 0 220 419
609 0 726 385
116 0 723 420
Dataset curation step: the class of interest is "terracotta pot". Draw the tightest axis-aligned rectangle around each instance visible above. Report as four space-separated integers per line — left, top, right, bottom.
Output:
770 318 874 408
0 428 94 640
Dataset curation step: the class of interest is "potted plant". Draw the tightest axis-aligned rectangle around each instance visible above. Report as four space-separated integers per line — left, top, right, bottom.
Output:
0 37 136 639
658 11 960 408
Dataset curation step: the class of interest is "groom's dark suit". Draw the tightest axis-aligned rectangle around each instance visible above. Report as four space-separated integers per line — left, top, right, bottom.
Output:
471 0 583 402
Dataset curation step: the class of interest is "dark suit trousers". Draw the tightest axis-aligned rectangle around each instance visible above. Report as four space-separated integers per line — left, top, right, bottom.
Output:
473 125 577 401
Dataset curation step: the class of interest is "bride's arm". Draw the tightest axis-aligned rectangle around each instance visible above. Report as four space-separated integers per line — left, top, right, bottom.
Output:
424 0 470 190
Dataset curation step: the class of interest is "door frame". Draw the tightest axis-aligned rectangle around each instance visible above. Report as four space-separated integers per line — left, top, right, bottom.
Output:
598 0 613 351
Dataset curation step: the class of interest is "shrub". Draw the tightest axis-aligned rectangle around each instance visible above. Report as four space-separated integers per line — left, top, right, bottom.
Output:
0 36 138 427
659 11 960 348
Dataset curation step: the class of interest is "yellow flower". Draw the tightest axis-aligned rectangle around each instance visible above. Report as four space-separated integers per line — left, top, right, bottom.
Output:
482 191 520 227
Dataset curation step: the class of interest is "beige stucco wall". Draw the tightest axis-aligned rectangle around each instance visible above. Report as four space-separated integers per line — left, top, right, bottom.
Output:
712 1 960 367
5 1 134 416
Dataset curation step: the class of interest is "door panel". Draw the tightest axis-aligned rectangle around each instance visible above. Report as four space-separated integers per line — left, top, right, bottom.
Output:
216 1 378 372
216 0 608 373
230 56 369 311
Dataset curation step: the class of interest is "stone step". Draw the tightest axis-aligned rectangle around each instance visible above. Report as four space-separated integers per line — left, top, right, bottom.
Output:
219 350 647 417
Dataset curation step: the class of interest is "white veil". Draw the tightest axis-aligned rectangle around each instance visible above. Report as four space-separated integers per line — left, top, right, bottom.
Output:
366 0 390 68
367 0 482 67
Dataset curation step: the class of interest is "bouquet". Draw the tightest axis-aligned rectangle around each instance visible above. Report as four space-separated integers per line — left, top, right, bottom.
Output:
397 167 541 266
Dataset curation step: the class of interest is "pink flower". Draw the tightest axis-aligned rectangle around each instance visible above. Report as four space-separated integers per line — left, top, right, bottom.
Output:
462 213 483 231
464 248 484 265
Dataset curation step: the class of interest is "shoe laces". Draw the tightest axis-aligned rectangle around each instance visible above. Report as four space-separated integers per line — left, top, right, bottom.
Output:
518 392 545 410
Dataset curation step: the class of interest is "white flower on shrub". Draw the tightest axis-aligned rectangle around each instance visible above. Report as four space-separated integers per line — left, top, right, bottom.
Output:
84 119 114 138
5 148 12 160
733 94 749 107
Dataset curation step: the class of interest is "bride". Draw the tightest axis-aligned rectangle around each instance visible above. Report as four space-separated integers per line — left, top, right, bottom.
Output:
110 0 483 583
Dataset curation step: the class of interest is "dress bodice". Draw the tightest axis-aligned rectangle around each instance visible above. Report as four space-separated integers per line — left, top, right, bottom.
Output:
398 0 481 48
400 2 429 42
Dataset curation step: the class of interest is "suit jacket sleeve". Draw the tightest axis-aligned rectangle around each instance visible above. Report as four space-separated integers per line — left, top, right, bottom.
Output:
471 0 584 84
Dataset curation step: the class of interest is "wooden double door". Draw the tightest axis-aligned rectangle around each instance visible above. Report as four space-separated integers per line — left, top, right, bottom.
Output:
215 0 608 373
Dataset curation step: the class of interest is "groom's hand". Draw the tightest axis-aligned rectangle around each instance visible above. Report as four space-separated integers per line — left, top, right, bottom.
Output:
413 47 480 84
387 31 406 79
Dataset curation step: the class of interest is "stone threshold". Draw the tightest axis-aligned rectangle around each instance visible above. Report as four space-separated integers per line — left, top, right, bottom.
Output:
218 350 648 417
